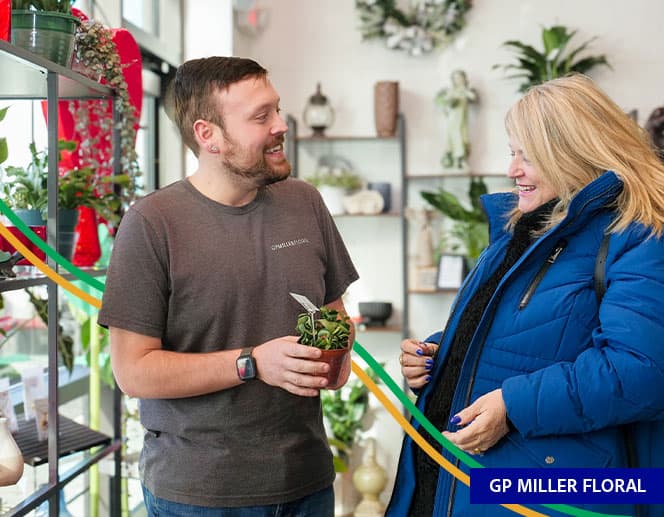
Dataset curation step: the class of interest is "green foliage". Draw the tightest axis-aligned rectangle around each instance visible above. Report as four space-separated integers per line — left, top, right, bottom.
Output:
0 106 8 165
304 168 362 191
296 307 351 350
493 25 611 93
421 176 489 260
11 0 73 13
321 366 381 471
25 288 75 373
1 140 130 224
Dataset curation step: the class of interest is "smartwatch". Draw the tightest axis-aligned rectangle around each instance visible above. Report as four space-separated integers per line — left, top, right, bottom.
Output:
236 347 257 381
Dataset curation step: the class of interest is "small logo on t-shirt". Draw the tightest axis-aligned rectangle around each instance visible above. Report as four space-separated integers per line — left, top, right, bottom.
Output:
271 238 310 251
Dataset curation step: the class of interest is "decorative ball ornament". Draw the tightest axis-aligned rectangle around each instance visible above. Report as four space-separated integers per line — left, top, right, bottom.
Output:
356 0 472 56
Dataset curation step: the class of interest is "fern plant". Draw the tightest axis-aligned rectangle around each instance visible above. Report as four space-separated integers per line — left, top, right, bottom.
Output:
493 25 611 93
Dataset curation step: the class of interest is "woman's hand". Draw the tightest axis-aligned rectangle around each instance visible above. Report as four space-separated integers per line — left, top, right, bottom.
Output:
399 339 438 390
442 388 510 455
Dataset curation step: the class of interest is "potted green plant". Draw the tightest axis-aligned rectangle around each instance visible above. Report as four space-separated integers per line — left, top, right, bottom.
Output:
1 139 130 256
492 25 611 93
420 176 489 266
296 306 352 385
304 164 363 216
11 1 79 67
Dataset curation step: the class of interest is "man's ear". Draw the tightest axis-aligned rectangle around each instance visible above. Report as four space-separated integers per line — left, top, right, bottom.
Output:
193 119 219 152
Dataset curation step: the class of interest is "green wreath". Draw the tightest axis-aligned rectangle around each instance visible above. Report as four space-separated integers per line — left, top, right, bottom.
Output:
356 0 472 56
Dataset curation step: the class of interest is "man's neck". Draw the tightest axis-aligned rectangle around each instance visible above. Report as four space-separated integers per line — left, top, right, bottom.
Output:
188 166 259 207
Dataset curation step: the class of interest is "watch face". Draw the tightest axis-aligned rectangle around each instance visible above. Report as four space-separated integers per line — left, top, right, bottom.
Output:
237 355 256 380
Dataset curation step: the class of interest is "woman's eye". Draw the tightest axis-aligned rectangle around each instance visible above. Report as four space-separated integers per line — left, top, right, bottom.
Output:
509 151 516 158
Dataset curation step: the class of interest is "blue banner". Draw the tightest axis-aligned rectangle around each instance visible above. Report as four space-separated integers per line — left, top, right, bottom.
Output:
470 468 664 504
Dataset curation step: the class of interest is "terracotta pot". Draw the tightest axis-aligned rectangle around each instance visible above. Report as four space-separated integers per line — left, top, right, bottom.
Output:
319 347 350 386
374 81 399 137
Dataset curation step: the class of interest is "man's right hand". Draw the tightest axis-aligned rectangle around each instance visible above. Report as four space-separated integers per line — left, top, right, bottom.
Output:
399 338 438 390
253 336 331 397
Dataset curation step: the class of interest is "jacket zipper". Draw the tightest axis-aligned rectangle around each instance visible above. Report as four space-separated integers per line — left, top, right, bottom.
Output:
518 239 567 310
445 190 616 516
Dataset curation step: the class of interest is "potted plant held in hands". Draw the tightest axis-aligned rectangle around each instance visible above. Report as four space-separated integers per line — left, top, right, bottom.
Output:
296 306 352 387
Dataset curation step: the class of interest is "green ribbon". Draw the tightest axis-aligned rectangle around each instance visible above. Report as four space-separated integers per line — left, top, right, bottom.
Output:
0 198 106 291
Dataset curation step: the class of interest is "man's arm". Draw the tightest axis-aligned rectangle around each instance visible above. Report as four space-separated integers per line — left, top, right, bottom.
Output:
110 327 337 399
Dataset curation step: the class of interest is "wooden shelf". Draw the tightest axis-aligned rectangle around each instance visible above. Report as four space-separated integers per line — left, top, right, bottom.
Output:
0 267 107 293
357 324 402 333
406 171 505 179
333 211 400 218
296 135 398 142
14 415 112 467
409 288 459 294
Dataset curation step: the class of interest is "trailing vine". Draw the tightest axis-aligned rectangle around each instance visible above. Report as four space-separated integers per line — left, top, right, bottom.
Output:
356 0 472 56
70 18 141 214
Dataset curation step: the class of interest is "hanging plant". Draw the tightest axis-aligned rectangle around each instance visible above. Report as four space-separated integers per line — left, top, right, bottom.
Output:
69 17 141 214
355 0 472 56
492 25 611 93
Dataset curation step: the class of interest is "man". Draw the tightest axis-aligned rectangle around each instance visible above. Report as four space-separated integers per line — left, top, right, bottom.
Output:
98 56 358 516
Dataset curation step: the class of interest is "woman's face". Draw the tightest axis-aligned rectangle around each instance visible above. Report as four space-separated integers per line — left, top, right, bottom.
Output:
507 138 558 213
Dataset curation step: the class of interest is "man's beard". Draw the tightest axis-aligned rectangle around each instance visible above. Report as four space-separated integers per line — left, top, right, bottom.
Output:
221 134 291 188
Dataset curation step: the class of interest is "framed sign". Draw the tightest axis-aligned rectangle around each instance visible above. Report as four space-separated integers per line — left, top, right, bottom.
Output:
437 254 465 289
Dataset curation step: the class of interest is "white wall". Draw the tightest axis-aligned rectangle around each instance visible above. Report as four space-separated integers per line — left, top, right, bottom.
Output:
235 0 664 176
234 0 664 506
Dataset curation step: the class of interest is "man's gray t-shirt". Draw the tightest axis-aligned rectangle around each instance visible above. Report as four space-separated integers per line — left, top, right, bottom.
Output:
98 177 359 507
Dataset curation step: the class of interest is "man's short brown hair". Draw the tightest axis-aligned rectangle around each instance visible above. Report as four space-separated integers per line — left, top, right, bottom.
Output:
170 56 267 156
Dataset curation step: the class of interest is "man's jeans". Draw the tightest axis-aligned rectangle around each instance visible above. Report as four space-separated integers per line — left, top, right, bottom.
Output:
142 485 334 517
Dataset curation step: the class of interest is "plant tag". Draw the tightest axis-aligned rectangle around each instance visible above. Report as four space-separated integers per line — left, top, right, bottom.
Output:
289 292 319 314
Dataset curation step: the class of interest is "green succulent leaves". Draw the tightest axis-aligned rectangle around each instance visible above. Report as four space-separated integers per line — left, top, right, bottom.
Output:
296 307 351 350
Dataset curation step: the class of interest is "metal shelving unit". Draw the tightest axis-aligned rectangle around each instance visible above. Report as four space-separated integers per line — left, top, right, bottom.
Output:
0 39 122 517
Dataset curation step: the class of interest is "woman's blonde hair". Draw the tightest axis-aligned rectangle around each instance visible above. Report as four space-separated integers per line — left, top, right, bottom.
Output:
505 73 664 236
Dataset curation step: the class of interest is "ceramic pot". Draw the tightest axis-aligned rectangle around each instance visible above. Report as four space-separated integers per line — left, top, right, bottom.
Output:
11 10 79 67
374 81 399 137
318 185 346 216
352 438 387 516
319 347 349 386
58 208 79 260
0 417 24 486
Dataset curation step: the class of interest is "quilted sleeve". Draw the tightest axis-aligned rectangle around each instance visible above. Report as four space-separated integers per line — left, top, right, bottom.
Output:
502 227 664 437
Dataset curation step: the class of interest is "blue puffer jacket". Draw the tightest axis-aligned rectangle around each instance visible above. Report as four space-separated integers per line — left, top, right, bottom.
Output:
387 171 664 517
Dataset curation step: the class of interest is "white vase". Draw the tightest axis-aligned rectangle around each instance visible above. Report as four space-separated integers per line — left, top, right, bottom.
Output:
352 438 387 517
318 186 347 216
0 417 24 486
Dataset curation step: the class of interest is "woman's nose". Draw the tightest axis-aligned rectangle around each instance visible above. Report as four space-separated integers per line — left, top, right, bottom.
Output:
508 157 522 178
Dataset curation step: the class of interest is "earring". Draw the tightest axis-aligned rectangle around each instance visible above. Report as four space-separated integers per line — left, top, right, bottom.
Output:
209 145 219 153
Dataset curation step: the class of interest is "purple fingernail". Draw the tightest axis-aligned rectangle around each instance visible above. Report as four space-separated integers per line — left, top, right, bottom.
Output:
426 358 434 366
450 415 462 425
425 375 431 382
415 349 423 356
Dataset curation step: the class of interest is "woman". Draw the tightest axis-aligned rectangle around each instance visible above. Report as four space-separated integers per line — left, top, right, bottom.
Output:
388 74 664 517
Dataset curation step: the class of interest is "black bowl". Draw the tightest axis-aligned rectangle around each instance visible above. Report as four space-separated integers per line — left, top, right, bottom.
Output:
358 301 393 327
